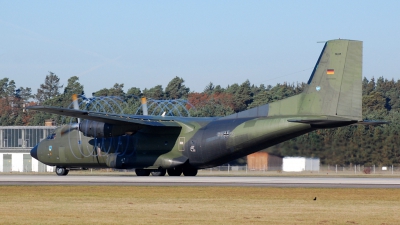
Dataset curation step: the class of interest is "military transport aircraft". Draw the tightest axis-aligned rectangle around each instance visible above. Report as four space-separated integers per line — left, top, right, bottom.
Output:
28 39 382 176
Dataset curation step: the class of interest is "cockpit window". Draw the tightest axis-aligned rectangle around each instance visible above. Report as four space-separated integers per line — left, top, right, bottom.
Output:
47 133 56 139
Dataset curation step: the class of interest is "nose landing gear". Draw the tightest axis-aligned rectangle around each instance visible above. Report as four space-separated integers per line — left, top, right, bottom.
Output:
55 167 69 176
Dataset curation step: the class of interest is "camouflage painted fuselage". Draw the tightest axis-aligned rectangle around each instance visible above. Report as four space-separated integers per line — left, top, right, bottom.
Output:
36 113 314 169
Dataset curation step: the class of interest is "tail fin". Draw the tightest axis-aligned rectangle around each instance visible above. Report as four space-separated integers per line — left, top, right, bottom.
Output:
299 39 362 120
222 39 363 121
268 39 362 121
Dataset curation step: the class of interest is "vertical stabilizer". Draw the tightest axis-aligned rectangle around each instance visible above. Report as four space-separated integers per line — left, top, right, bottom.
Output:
298 39 362 120
265 39 362 120
222 39 363 121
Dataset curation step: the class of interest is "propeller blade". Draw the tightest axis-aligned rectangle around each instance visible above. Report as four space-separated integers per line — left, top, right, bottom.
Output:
72 94 80 123
141 97 148 116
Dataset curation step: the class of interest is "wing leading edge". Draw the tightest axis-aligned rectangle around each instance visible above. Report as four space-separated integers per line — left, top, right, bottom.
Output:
27 106 182 127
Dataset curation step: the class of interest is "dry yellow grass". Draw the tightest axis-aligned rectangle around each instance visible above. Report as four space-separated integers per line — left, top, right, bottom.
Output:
0 186 399 224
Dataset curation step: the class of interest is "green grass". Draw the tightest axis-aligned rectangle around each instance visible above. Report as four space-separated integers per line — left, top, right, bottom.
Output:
0 186 399 224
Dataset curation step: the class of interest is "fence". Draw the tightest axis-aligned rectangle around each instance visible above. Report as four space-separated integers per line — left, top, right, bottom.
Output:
198 164 400 175
320 164 399 175
79 164 400 176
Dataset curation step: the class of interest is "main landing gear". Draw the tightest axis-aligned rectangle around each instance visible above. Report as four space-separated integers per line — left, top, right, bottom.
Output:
151 169 167 176
167 167 182 176
168 166 198 176
135 168 167 176
55 167 69 176
182 167 198 176
135 167 198 177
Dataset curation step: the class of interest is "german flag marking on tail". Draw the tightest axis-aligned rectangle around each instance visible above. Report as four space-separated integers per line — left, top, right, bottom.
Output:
327 69 334 75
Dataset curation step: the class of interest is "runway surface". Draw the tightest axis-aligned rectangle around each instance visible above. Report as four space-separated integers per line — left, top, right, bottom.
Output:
0 175 400 188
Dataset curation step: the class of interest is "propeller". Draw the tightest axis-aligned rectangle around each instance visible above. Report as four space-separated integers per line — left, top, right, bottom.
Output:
60 95 157 136
141 97 148 115
72 94 80 123
60 94 80 136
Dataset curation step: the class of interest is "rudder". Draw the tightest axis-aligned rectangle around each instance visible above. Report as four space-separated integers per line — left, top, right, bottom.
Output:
298 39 362 121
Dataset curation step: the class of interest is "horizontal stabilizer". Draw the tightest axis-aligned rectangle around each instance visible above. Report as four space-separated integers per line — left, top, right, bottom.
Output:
288 118 358 128
288 118 389 128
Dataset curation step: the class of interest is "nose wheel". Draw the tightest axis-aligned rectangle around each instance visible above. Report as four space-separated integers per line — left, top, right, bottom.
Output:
55 167 69 176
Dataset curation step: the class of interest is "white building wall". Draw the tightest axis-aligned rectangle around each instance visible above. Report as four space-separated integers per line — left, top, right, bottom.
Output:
27 157 54 173
47 165 54 172
12 153 23 172
0 153 54 173
282 157 306 172
305 158 320 171
283 157 320 172
32 157 39 172
0 153 3 172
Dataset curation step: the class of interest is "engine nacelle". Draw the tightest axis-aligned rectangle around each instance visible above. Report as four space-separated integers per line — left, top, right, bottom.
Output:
79 120 133 138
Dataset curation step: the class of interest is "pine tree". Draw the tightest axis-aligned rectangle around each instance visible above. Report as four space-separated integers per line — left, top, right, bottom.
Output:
35 72 63 103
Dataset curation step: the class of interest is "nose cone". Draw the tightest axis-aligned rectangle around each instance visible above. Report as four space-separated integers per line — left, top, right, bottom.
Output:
31 145 38 160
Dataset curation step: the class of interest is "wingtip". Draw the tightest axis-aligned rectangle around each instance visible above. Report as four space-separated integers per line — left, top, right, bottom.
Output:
356 120 390 125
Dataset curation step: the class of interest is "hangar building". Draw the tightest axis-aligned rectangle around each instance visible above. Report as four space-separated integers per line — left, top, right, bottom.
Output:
0 126 56 172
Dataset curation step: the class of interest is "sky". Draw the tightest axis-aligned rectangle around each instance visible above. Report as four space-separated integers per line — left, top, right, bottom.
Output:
1 0 400 97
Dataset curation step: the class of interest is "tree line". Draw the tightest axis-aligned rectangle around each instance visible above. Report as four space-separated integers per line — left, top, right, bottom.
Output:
0 72 398 166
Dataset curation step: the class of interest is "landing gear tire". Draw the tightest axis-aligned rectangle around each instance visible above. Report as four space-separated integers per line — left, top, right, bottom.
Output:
183 167 198 176
151 169 166 176
167 167 183 176
135 169 151 176
55 167 69 176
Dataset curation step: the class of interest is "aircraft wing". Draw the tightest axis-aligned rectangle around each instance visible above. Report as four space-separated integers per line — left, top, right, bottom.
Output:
27 106 182 127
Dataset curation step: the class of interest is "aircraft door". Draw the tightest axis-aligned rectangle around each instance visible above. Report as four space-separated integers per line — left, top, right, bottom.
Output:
186 134 203 165
178 137 185 151
59 147 66 163
23 154 32 172
3 154 11 172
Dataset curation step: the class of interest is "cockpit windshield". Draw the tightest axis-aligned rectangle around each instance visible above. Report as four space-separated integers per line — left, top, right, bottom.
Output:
47 128 58 140
47 133 56 139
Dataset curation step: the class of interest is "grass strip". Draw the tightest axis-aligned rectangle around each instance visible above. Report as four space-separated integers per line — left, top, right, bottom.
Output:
0 186 399 224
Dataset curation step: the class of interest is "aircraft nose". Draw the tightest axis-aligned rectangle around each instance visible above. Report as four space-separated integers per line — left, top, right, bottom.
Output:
31 145 38 160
